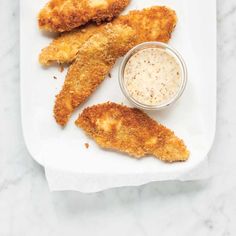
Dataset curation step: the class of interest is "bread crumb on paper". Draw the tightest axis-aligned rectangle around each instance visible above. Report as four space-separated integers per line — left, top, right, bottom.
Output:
59 64 64 72
84 143 89 149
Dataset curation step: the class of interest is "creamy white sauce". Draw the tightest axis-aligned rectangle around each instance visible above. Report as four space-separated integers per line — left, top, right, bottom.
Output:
124 48 182 106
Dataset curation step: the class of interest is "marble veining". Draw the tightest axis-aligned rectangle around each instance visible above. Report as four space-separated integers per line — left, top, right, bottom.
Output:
1 0 236 235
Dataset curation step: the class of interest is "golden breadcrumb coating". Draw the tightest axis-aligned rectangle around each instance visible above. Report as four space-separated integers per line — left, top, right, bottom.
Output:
115 6 177 44
54 24 136 125
38 0 130 32
39 24 102 66
76 102 189 162
54 6 177 126
40 6 177 66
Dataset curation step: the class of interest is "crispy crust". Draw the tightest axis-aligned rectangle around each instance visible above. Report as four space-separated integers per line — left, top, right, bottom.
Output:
39 6 177 66
38 0 130 32
53 6 177 126
76 102 189 162
54 24 136 125
39 24 102 66
115 6 177 44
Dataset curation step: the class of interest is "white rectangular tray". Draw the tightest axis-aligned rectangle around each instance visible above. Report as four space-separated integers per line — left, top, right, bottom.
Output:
20 0 216 192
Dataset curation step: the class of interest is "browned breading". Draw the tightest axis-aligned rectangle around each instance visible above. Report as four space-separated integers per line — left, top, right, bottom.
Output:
115 6 177 44
39 24 103 66
75 102 189 162
39 6 177 66
54 24 136 125
38 0 130 32
53 6 177 126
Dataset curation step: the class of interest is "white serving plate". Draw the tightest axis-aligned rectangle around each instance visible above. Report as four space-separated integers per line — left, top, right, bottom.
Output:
20 0 216 192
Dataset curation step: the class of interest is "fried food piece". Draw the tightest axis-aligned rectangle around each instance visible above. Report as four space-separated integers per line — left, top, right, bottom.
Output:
54 6 177 126
115 6 177 44
54 24 136 125
39 24 103 66
76 102 189 162
40 6 177 66
38 0 130 32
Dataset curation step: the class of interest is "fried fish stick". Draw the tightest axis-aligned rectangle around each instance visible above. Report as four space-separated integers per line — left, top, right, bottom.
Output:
54 24 136 125
76 102 189 162
38 0 130 32
39 6 177 66
54 6 177 126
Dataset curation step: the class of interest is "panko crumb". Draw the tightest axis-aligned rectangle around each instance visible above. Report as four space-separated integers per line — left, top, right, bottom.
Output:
59 64 64 72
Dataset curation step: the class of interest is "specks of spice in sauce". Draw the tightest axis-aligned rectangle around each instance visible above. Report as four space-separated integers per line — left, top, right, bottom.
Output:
124 48 182 106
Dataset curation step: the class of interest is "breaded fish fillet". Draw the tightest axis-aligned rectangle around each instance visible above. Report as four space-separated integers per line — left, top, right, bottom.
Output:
38 0 130 32
40 6 177 66
54 6 177 126
54 24 136 125
76 102 189 162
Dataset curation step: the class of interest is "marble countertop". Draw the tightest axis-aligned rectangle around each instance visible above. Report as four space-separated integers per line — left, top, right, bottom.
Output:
0 0 236 235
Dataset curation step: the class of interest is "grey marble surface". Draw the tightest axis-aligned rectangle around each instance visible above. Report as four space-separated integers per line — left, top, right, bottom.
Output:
0 0 236 235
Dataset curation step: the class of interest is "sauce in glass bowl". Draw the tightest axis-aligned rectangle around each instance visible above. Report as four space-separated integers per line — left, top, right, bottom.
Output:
119 42 187 110
124 47 182 106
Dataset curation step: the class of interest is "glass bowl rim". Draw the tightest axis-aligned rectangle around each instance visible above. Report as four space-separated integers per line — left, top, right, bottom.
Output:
118 41 188 110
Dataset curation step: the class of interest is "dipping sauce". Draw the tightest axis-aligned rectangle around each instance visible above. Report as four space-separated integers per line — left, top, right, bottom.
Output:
124 48 182 106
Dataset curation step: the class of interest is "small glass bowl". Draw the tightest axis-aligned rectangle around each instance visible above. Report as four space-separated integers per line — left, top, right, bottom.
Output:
118 42 188 110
